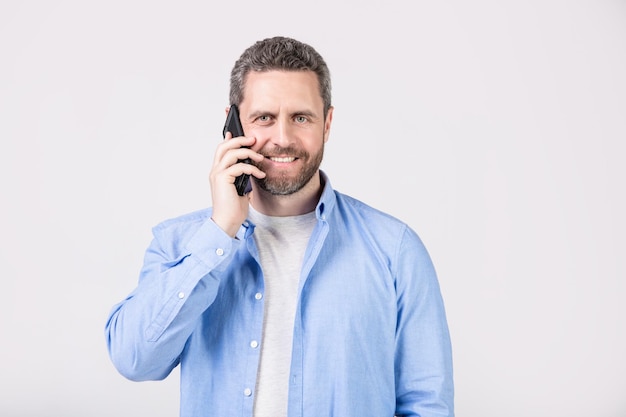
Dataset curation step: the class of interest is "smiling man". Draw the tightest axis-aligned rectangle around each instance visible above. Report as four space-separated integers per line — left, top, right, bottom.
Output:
106 36 454 417
239 70 326 197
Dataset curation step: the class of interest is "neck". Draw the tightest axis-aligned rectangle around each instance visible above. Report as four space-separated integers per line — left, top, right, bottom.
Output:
250 171 322 217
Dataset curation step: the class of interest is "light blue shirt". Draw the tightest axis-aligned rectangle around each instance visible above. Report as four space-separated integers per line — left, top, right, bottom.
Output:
105 173 454 416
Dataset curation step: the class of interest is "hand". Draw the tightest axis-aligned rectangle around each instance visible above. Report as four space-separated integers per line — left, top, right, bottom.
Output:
209 132 265 237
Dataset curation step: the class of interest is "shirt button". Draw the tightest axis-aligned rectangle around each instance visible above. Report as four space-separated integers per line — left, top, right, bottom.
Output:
178 292 185 299
254 292 263 300
250 340 259 348
243 388 252 397
215 248 224 256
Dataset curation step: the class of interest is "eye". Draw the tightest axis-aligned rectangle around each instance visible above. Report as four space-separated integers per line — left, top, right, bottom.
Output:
294 115 308 123
255 115 273 125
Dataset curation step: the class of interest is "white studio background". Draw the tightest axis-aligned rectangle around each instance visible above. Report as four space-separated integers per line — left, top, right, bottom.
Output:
1 1 625 416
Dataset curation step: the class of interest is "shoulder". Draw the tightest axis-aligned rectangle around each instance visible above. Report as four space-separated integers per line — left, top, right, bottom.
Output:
332 191 410 235
319 172 406 234
329 190 429 254
329 191 435 280
151 207 213 242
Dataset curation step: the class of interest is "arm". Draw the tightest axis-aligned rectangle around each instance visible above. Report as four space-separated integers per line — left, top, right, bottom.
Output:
106 119 265 381
105 216 241 381
394 226 455 417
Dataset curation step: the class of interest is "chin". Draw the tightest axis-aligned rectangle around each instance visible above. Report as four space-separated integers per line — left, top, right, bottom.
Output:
255 169 318 196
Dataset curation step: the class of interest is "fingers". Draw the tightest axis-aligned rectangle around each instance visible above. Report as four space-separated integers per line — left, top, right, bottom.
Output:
210 135 266 192
214 134 257 165
213 141 265 180
209 135 265 237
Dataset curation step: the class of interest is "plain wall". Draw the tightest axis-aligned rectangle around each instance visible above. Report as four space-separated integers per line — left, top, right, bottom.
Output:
1 1 625 416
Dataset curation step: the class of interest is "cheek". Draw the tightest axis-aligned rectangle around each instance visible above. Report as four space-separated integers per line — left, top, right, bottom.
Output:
248 130 271 151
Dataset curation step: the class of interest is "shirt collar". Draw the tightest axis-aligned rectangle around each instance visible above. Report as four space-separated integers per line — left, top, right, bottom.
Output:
315 170 336 222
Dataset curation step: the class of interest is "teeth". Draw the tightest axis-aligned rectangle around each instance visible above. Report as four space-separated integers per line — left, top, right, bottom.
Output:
270 157 295 163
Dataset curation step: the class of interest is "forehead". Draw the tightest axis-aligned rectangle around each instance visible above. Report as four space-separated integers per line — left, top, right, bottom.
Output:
241 70 323 110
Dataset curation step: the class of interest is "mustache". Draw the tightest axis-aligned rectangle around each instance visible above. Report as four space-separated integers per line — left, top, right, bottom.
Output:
259 145 309 159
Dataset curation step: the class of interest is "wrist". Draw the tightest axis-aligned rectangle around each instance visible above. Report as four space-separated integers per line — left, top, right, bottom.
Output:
210 216 241 238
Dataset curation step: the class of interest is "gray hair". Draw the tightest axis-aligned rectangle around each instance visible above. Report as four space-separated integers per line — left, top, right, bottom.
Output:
229 36 332 117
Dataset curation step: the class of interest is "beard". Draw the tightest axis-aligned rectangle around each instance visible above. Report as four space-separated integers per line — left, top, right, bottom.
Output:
253 142 324 196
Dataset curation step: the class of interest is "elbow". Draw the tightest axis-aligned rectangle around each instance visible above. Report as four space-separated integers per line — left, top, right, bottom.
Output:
106 336 174 382
105 315 174 382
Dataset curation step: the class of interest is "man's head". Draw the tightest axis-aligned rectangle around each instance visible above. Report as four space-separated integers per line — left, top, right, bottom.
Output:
229 36 332 119
229 37 334 198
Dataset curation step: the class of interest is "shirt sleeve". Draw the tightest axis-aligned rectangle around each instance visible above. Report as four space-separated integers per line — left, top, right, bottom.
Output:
105 217 241 381
394 226 455 416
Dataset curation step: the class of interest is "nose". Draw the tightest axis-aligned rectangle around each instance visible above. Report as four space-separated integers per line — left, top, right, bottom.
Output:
271 118 294 148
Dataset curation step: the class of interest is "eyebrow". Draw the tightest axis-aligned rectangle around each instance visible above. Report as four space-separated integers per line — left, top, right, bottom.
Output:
247 109 320 121
293 110 318 119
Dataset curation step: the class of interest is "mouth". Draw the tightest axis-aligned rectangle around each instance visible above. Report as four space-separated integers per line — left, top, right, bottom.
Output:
268 156 297 163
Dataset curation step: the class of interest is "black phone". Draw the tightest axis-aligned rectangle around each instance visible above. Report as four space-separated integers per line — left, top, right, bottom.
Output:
222 104 251 196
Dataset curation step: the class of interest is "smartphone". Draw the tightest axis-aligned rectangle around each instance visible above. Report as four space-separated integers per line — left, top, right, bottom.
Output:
222 104 251 196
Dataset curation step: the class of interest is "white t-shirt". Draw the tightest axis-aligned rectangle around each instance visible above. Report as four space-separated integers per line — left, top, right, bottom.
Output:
248 206 317 417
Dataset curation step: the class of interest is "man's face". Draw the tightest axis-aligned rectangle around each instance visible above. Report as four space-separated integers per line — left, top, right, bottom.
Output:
238 70 332 195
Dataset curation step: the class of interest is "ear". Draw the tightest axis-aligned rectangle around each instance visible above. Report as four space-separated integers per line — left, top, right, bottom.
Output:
225 106 231 116
323 106 334 143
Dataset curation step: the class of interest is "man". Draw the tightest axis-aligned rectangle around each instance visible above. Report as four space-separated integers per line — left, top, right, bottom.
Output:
106 36 454 416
